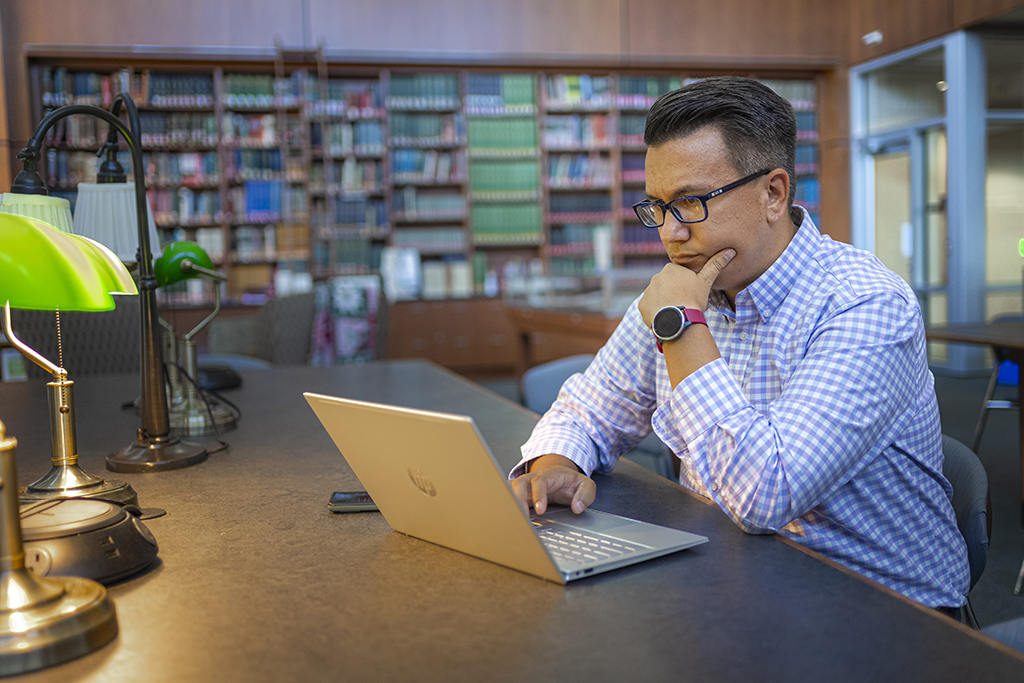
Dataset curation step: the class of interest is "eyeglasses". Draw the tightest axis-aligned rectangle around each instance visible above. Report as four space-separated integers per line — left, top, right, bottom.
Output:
632 169 771 228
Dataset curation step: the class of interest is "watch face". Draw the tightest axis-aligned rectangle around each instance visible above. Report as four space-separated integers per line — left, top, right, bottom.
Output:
653 307 684 340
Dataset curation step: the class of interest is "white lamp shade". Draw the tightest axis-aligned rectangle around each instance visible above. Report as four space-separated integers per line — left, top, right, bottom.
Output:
0 192 74 234
72 182 162 263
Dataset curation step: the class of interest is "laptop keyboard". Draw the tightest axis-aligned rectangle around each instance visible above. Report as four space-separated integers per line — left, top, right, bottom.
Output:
531 520 644 568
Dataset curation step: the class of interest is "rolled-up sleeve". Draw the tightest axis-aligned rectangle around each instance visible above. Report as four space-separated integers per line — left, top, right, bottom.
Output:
511 301 661 478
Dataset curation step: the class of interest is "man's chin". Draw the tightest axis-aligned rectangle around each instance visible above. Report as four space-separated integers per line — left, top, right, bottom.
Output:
671 256 705 271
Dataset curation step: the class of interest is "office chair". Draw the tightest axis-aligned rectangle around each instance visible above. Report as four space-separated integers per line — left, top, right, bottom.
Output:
520 354 674 479
11 297 140 381
521 354 595 415
972 314 1023 453
941 434 990 630
982 618 1024 654
254 291 317 365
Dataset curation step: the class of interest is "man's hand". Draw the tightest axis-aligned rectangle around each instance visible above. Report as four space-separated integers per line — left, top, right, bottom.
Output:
510 454 596 517
639 248 735 326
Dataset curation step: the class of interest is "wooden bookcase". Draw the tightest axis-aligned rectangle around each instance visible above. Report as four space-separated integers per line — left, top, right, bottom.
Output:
26 49 823 308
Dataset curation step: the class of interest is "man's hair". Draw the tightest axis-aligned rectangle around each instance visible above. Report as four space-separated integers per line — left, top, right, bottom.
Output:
644 76 801 225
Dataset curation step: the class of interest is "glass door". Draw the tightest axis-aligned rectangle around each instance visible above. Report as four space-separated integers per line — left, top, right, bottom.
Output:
867 129 948 362
870 141 912 284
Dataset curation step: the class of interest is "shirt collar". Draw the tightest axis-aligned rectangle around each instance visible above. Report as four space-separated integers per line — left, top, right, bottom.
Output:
708 208 820 324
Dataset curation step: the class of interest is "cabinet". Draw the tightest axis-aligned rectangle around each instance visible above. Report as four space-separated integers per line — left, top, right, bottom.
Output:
27 51 823 307
384 299 518 376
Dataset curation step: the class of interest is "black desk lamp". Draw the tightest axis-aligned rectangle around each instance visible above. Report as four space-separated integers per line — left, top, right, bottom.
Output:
11 94 207 472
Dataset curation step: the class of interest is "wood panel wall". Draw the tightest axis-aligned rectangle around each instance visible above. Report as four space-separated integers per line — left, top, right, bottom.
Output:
954 0 1024 27
848 0 1024 64
627 0 846 64
0 3 11 193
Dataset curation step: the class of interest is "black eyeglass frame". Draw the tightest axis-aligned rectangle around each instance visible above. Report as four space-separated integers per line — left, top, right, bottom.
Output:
632 168 772 228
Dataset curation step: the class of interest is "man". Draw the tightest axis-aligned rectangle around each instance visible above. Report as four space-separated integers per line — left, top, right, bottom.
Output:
509 76 968 610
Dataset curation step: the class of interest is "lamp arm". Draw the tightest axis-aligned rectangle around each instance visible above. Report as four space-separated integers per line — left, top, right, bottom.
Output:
23 105 132 154
183 262 227 282
2 302 64 380
184 284 222 342
108 94 152 272
22 100 150 275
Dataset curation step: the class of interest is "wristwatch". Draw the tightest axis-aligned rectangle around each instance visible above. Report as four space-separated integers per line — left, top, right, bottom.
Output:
651 306 707 353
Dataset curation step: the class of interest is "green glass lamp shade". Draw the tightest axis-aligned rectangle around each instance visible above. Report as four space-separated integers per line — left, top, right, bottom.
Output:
0 213 137 311
153 241 216 287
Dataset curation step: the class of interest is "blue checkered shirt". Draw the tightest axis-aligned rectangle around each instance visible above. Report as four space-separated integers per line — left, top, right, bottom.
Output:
514 213 969 608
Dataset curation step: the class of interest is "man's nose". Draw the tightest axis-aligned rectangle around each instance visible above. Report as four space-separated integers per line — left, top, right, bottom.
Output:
660 213 691 241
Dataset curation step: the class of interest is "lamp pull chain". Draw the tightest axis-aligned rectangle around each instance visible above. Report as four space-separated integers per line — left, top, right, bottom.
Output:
54 308 68 413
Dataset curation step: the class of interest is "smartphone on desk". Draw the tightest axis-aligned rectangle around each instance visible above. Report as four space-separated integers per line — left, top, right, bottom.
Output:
328 491 378 512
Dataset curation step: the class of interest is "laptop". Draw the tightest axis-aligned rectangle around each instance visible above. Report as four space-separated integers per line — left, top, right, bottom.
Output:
304 392 707 584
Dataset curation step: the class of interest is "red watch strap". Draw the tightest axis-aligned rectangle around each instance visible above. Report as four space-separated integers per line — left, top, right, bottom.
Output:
682 308 707 326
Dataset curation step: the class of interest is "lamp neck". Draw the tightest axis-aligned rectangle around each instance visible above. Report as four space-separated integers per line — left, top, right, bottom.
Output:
96 137 127 184
11 147 48 195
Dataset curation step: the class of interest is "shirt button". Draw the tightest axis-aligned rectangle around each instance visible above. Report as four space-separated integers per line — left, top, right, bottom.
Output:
739 332 748 341
711 482 719 491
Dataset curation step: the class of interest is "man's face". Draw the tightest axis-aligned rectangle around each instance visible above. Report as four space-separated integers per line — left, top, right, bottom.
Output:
644 126 780 296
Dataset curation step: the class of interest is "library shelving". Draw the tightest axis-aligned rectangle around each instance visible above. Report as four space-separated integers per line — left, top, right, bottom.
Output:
27 51 822 305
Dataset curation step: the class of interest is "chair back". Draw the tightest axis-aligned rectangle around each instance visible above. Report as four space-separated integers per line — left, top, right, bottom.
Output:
254 292 316 365
13 297 140 380
522 354 594 415
941 434 990 590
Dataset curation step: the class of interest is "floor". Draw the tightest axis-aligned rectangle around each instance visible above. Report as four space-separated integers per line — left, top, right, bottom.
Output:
476 372 1024 630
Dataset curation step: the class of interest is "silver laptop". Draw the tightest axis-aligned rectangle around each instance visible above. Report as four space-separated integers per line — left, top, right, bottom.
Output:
305 392 707 584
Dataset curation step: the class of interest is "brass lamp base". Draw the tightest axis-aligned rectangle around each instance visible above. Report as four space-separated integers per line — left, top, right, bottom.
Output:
20 470 138 506
106 436 207 473
0 419 118 676
0 573 118 676
169 395 237 437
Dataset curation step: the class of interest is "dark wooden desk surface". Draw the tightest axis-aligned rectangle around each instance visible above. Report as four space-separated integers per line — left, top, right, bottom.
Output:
1 361 1022 682
926 321 1024 352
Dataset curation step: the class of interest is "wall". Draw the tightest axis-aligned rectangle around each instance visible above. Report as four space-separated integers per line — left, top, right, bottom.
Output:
849 0 1024 64
0 3 11 192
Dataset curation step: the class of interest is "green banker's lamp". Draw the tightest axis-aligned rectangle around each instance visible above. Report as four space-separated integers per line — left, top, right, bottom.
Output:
0 215 124 674
156 241 237 435
0 214 139 505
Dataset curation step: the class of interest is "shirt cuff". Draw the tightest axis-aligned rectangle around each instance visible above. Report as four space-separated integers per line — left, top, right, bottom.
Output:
509 430 599 479
652 357 748 452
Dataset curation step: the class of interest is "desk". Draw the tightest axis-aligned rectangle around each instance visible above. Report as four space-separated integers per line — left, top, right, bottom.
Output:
927 321 1024 515
0 361 1022 681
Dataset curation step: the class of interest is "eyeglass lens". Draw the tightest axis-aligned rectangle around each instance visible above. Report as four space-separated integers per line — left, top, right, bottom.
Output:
637 196 705 227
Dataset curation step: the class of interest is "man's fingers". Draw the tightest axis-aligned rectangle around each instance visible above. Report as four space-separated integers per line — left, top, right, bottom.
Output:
510 477 531 516
699 248 736 287
570 476 597 514
515 466 596 516
531 475 550 515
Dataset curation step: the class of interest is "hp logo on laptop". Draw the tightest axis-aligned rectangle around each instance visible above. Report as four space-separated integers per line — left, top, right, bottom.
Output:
407 468 437 497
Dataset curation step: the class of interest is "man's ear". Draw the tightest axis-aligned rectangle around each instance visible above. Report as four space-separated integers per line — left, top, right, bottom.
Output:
765 169 790 222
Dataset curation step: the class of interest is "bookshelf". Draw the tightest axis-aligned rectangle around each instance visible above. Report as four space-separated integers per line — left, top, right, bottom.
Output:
27 52 822 306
